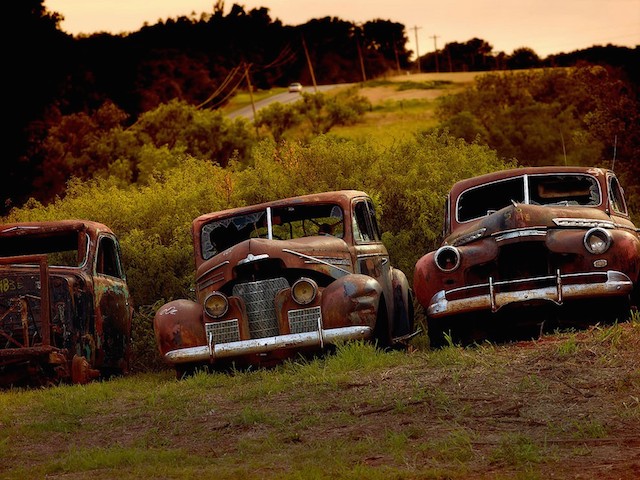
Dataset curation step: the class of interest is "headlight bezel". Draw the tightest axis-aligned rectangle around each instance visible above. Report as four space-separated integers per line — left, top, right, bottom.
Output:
434 245 461 272
583 227 612 255
203 292 229 318
291 277 318 305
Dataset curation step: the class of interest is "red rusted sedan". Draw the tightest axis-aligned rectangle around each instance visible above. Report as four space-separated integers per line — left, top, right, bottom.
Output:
154 190 415 377
414 166 640 347
0 220 133 386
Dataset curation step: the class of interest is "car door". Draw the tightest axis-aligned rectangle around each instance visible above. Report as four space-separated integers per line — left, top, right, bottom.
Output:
351 198 394 315
92 234 132 372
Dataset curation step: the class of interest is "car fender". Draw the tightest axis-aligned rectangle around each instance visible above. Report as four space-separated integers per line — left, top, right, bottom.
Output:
153 299 205 357
320 274 383 329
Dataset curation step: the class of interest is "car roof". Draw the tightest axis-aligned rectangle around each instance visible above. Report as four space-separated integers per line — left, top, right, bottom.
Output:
193 190 369 228
0 219 114 237
449 166 611 199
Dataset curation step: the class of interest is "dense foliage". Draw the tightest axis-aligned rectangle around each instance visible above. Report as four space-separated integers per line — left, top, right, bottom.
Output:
5 4 639 370
434 66 640 219
7 2 637 214
4 132 512 369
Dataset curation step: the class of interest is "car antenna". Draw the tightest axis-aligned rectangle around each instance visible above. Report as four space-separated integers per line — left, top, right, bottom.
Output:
561 132 567 165
611 134 617 171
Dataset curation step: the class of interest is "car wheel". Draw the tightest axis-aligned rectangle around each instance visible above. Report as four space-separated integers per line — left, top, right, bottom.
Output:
426 316 447 349
373 298 391 350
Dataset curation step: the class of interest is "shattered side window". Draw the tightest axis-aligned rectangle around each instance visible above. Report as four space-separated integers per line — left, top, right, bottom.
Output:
608 175 627 215
457 177 525 222
528 174 600 207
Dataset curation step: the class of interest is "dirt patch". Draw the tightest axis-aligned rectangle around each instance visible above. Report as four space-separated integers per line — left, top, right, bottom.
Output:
358 85 445 104
358 71 482 105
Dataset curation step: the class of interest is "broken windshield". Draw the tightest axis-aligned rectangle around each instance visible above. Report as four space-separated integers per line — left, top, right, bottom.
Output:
457 173 601 223
201 203 344 260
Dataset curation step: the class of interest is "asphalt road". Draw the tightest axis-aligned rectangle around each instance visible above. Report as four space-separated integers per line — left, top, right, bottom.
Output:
227 84 348 121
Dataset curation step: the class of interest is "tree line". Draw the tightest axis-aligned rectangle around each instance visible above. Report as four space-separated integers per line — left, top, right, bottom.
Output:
7 1 638 215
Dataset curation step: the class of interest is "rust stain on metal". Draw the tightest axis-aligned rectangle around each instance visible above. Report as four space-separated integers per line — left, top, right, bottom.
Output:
0 220 132 388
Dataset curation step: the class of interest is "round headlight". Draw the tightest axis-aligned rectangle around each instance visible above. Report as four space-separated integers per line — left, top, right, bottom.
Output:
434 245 461 272
583 227 612 255
291 278 318 305
204 292 229 318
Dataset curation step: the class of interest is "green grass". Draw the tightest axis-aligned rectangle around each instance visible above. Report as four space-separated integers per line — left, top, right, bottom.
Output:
1 323 639 479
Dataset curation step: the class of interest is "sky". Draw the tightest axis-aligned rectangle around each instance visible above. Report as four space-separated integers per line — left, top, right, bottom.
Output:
45 0 640 58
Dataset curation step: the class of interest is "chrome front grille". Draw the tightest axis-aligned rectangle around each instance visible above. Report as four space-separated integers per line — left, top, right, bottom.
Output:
206 319 240 344
233 277 289 338
288 306 322 334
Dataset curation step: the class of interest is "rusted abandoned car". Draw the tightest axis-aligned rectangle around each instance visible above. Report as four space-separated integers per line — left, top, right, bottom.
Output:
414 166 640 347
154 190 415 376
0 220 133 387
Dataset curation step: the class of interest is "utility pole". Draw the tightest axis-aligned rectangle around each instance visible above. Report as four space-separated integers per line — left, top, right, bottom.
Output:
243 62 257 120
393 40 401 74
301 35 318 93
431 34 440 73
413 26 422 73
356 36 367 82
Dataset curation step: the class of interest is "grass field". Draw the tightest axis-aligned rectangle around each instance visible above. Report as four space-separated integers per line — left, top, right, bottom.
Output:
1 317 639 479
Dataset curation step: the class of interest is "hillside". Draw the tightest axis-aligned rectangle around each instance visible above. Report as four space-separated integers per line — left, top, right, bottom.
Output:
1 320 639 478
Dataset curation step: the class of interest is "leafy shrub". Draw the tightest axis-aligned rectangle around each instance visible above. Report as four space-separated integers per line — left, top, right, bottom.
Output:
5 125 512 371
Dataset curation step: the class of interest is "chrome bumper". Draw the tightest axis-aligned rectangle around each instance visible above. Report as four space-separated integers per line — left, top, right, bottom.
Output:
428 270 633 318
164 325 373 364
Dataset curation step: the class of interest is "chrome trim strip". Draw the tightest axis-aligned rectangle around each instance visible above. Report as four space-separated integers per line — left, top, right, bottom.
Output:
553 218 615 229
196 261 230 282
283 249 351 274
494 228 547 242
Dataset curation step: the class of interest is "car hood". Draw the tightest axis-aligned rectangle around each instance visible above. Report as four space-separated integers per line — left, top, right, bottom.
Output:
195 236 353 283
447 203 613 246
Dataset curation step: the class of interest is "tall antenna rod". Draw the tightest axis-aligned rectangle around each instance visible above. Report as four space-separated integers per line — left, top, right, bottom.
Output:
561 132 567 165
612 135 618 171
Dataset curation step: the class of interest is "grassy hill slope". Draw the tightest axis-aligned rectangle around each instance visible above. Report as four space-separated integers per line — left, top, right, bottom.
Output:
1 319 639 479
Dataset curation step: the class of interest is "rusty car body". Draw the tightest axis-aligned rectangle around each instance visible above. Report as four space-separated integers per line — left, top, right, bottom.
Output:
154 190 415 376
414 166 640 347
0 220 133 387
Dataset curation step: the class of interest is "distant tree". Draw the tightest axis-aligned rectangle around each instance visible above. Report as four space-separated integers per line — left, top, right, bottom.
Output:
435 65 640 220
30 99 257 203
296 90 371 135
507 47 542 69
425 38 495 72
4 1 72 212
255 102 303 143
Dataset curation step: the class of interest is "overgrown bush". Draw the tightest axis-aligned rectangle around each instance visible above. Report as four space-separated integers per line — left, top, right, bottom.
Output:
4 132 511 370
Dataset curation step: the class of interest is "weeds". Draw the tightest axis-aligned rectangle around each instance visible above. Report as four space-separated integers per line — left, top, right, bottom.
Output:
490 433 543 467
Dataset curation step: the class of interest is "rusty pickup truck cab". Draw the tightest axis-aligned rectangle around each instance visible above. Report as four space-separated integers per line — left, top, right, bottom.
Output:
414 166 640 347
154 190 415 376
0 220 133 387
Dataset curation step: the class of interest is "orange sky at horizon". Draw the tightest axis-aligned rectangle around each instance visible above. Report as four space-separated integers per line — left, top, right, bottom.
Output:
45 0 640 58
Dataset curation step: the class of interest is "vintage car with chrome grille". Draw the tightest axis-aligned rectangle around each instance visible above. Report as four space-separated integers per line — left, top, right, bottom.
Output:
414 166 640 347
0 220 133 387
154 190 415 376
